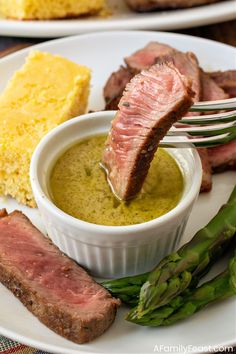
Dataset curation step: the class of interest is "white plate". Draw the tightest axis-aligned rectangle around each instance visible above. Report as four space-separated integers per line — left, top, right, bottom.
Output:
0 31 235 354
0 0 235 38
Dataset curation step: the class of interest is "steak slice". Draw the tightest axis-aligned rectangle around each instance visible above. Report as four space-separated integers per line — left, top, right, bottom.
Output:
208 141 236 173
104 42 201 111
104 42 175 110
194 71 228 193
200 71 234 178
125 43 201 104
209 70 236 98
124 41 175 72
197 149 212 192
201 70 229 101
104 66 133 110
0 210 120 344
125 0 222 11
102 42 233 195
164 51 201 104
193 70 228 192
102 62 194 200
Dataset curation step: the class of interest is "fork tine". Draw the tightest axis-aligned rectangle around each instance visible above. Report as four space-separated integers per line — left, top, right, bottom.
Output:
161 98 236 148
185 130 235 148
179 110 236 125
170 121 236 136
190 97 236 112
160 130 235 148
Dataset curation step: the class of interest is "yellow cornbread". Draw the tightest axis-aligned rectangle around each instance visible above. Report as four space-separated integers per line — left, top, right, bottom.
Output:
0 0 105 19
0 50 91 207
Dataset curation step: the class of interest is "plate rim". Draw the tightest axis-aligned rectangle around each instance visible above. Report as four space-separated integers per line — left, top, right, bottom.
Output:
0 29 235 66
0 325 235 354
0 0 235 38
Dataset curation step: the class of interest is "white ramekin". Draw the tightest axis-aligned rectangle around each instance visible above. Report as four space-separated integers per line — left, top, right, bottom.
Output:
30 111 202 278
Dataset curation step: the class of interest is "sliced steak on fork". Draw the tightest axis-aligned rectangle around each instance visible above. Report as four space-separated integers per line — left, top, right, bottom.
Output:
0 209 120 344
103 41 234 194
102 62 194 201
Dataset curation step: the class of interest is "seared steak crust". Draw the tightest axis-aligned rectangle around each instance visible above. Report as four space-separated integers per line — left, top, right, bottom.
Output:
126 0 222 11
103 62 194 200
0 210 120 344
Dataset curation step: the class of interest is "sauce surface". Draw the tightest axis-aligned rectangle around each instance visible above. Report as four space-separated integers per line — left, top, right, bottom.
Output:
50 134 183 226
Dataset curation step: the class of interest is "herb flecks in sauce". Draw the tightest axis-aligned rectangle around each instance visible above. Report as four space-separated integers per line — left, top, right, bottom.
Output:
50 134 183 226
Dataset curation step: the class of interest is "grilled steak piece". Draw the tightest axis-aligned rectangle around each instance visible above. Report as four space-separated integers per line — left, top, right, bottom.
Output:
197 149 212 192
125 41 175 72
104 66 133 110
125 0 222 11
209 70 236 98
0 210 120 344
104 42 201 111
208 141 236 173
194 71 228 193
200 71 233 181
103 42 235 195
104 42 175 110
102 62 194 200
125 43 201 104
201 71 229 101
165 51 201 104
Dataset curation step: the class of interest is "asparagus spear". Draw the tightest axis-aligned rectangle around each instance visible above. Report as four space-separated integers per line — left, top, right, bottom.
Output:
103 185 236 307
134 185 236 319
126 251 236 326
102 272 149 306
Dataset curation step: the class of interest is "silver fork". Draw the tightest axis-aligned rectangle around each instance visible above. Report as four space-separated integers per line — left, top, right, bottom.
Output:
160 98 236 148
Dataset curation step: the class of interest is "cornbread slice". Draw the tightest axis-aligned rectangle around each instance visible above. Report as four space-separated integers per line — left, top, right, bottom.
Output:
0 0 105 20
0 50 91 207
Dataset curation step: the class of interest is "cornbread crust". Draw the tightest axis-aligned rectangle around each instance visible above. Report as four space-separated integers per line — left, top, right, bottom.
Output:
0 51 91 207
0 0 105 20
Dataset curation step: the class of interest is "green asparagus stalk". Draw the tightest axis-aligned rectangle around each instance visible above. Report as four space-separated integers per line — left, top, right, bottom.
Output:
102 272 149 306
126 251 236 326
103 185 236 306
134 185 236 319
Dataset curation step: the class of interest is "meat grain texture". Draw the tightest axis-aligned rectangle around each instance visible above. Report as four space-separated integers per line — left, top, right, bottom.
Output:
0 209 120 344
103 62 193 200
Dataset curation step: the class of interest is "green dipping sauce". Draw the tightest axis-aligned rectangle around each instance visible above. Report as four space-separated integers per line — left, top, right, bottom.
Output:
49 134 184 226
